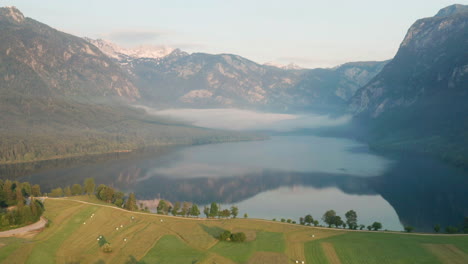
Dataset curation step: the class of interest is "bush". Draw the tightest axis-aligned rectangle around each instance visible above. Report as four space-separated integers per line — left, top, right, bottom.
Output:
404 226 414 233
102 243 112 253
98 235 108 247
218 231 231 241
445 226 459 234
230 232 246 242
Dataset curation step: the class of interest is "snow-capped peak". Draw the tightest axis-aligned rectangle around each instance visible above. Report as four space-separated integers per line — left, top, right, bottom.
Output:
263 61 303 70
84 38 174 60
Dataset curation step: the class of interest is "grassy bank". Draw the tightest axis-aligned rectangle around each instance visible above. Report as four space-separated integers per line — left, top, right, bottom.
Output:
0 197 466 263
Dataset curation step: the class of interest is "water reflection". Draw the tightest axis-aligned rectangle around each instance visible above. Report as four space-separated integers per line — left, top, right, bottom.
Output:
7 136 468 232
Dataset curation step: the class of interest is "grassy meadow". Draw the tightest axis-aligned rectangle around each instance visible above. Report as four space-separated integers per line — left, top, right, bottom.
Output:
0 197 466 264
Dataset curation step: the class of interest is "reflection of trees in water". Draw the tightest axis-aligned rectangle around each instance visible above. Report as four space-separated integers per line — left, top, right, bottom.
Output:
132 170 375 204
131 155 468 232
10 148 468 232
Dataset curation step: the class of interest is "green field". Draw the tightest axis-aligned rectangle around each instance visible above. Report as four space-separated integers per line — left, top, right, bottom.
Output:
0 197 466 264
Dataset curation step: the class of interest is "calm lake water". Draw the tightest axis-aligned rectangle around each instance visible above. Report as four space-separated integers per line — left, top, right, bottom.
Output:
12 135 468 232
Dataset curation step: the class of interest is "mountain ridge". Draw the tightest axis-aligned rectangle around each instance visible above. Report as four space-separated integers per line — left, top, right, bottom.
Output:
349 4 468 168
85 37 387 111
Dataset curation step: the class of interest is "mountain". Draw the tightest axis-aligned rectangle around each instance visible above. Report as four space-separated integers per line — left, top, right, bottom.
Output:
0 7 138 100
87 38 387 112
0 7 255 165
349 4 468 168
85 38 174 61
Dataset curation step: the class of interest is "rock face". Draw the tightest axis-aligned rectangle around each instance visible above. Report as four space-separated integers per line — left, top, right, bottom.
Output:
349 4 468 168
0 7 139 100
350 4 468 118
87 38 386 111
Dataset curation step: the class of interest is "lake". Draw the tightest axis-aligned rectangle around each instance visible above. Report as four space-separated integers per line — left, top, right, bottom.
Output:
11 135 468 232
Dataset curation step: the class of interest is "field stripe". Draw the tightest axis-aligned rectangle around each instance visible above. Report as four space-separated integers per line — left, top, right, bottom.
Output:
321 242 342 264
423 244 468 264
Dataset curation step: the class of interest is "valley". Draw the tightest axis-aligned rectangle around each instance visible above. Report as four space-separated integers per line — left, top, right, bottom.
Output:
0 2 467 263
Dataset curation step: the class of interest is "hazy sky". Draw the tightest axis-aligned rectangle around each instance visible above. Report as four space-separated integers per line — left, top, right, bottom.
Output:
3 0 466 68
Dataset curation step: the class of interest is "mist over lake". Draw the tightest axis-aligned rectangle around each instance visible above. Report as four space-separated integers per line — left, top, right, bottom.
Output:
139 107 352 131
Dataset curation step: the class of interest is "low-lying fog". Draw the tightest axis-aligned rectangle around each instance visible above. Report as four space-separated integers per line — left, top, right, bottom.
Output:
140 107 351 131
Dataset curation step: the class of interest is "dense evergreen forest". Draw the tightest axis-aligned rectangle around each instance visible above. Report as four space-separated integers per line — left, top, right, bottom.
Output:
0 180 44 230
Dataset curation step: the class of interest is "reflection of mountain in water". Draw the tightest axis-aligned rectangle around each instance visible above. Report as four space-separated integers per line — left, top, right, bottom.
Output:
10 147 468 232
368 153 468 232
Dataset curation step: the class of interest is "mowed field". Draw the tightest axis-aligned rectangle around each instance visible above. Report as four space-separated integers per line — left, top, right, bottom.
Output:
0 197 466 264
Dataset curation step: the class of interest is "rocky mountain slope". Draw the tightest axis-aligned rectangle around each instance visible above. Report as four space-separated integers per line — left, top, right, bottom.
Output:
0 7 138 100
349 4 468 168
0 7 253 164
86 39 387 112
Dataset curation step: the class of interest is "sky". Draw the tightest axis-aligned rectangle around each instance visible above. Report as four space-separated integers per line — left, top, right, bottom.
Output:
3 0 466 68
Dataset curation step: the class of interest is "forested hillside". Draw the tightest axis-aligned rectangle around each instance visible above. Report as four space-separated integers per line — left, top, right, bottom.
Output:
350 4 468 169
0 7 258 164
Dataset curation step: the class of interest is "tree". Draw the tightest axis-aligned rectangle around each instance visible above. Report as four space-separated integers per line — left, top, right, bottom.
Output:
313 220 319 227
334 216 343 228
434 224 441 233
281 218 286 222
287 219 292 223
84 178 95 195
342 223 347 229
96 184 107 198
64 186 72 196
322 210 336 228
230 232 246 242
299 217 305 225
220 209 230 218
71 184 83 196
359 224 365 230
49 187 63 197
371 222 382 231
21 182 31 197
305 214 314 225
367 225 372 231
230 206 238 218
99 187 115 203
203 206 209 218
124 193 138 211
445 226 458 234
345 210 358 229
209 202 219 218
404 226 414 233
190 204 200 217
114 198 124 207
31 184 41 197
181 202 191 217
244 213 248 218
172 202 180 216
3 180 14 205
157 200 168 215
219 231 232 241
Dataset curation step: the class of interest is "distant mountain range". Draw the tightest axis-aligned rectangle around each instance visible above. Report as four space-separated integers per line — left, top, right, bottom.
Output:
349 4 468 169
86 38 387 112
0 4 466 168
0 6 254 165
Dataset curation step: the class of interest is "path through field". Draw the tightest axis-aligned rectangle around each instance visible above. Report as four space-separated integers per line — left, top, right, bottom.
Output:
321 242 342 264
0 217 47 237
